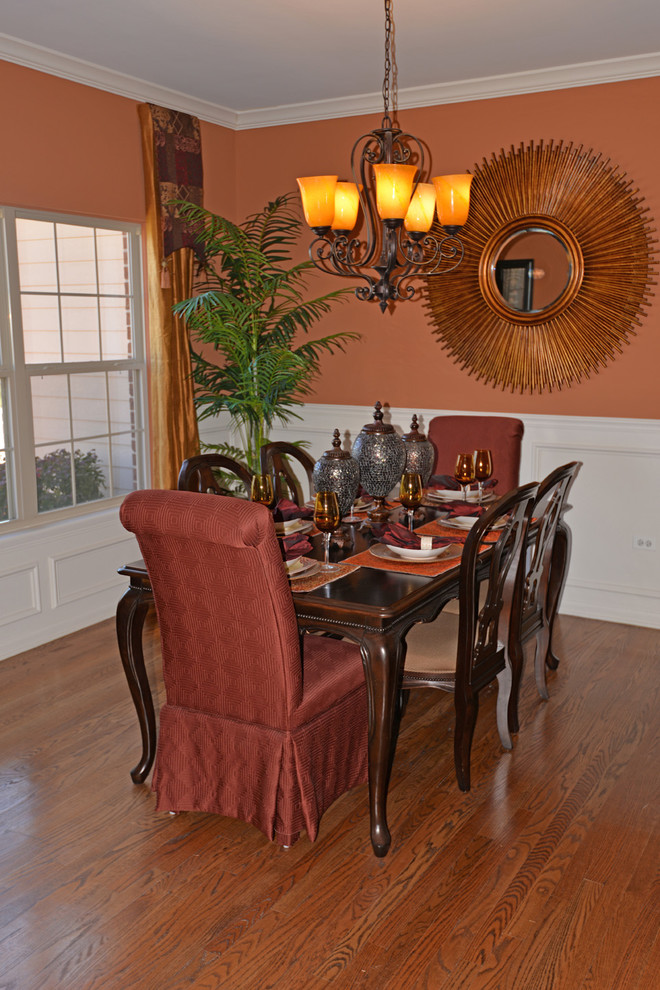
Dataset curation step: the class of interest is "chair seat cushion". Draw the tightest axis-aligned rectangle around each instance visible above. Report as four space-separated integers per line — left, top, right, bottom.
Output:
403 610 459 680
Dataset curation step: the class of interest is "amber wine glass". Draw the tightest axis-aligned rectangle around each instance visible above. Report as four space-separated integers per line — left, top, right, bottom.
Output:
454 453 475 501
313 491 341 570
473 449 493 504
399 472 424 531
250 474 274 507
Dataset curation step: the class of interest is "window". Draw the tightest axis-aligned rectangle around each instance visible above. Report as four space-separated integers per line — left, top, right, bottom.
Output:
0 209 148 526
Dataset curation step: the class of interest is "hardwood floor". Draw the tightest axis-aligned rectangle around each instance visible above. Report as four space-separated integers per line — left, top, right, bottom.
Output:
1 613 658 989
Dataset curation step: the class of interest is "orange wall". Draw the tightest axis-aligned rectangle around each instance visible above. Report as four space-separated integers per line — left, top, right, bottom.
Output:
0 62 146 221
236 78 660 419
1 58 657 419
0 60 237 222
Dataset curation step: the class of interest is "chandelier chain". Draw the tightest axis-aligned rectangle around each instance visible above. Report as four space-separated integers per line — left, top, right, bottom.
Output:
382 0 392 120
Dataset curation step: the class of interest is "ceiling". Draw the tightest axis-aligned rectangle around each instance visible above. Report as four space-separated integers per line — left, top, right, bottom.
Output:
1 0 659 128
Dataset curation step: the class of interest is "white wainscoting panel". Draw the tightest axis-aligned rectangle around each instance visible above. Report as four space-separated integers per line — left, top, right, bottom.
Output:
201 405 660 629
0 504 140 662
0 562 41 627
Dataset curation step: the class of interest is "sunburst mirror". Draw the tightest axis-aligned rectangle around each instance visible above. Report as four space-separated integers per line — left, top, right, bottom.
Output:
426 140 656 392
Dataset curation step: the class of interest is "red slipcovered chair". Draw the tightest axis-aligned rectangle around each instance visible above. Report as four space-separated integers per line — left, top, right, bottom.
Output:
119 489 368 847
428 415 524 494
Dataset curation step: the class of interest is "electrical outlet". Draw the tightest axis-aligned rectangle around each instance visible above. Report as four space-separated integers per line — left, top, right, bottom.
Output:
633 535 656 550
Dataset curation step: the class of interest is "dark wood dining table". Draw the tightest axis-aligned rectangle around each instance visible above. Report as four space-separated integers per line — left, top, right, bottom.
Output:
116 502 570 857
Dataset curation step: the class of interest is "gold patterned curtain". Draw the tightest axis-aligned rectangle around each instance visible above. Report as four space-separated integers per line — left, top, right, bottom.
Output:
138 103 203 489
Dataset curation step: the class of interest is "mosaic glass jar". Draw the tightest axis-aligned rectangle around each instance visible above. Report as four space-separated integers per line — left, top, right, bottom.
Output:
401 414 435 486
351 401 406 521
312 429 360 517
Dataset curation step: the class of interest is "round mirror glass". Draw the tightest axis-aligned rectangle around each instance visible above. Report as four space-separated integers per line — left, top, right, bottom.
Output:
491 227 572 314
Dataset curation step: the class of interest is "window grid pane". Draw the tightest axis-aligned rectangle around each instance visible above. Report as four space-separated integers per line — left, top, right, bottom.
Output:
1 378 14 521
3 211 146 523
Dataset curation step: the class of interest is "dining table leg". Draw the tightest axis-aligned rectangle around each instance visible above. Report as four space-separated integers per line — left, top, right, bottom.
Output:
116 580 156 783
360 627 405 858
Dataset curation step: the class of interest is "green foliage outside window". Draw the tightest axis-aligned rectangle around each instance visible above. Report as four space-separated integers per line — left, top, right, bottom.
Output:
0 448 106 519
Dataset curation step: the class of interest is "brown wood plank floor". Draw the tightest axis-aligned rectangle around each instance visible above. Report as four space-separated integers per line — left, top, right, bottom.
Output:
1 613 658 989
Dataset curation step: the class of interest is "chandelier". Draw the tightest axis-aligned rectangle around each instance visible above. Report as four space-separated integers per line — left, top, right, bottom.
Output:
296 0 472 312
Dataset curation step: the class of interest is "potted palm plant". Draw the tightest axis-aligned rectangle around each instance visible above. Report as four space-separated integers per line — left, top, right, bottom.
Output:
174 193 359 473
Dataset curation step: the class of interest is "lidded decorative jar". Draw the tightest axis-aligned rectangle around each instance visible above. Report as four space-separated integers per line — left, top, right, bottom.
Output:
401 414 435 486
312 429 360 517
351 401 406 521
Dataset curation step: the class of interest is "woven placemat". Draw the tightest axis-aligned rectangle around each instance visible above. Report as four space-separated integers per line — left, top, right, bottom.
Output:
290 561 359 593
345 545 463 577
343 518 500 577
419 518 500 543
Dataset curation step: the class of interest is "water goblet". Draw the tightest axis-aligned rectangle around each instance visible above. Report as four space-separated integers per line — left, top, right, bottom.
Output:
399 472 423 531
454 453 475 501
343 498 361 523
313 491 341 571
250 474 274 507
473 449 493 504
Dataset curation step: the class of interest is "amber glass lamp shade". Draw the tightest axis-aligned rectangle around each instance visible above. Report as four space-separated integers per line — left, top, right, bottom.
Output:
404 182 437 233
297 175 338 232
331 182 361 232
372 163 417 222
432 173 473 232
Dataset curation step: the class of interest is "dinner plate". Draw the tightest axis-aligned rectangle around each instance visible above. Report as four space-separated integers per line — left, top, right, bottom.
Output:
286 556 319 579
442 515 506 531
275 519 313 535
387 543 453 561
427 488 495 504
369 543 462 565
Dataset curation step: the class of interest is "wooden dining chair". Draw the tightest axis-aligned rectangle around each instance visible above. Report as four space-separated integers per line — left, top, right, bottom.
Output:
177 453 253 497
427 415 524 493
507 461 582 729
119 489 368 847
401 481 538 791
260 441 315 505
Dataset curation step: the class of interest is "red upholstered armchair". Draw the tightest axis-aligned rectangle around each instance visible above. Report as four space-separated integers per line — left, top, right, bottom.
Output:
119 490 368 847
428 415 524 494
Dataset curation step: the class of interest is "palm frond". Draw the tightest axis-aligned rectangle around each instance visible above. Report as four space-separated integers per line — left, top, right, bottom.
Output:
176 194 360 469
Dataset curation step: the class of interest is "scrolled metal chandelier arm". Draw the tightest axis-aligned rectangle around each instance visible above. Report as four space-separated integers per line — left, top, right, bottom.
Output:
392 229 465 298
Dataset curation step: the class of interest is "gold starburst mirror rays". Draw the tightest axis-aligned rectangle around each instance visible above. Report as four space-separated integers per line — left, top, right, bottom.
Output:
426 141 657 392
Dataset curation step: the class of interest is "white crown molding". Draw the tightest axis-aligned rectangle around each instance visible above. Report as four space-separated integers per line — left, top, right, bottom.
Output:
239 53 660 129
0 34 240 129
1 33 659 131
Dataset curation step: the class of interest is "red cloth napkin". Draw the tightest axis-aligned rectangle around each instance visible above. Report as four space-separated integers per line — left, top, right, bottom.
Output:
374 521 454 549
429 474 461 490
273 498 314 521
441 502 486 518
280 533 313 560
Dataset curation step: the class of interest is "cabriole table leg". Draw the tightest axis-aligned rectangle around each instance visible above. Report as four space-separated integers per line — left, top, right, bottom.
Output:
116 581 156 783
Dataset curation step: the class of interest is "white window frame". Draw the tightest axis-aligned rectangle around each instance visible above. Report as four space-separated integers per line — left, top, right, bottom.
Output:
0 207 149 531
